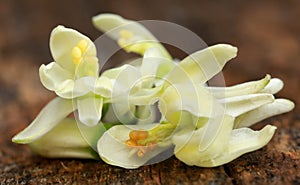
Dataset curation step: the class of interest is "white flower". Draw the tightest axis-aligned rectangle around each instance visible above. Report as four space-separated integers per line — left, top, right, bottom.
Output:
12 26 113 144
12 13 295 169
96 40 294 168
39 25 113 126
172 115 277 167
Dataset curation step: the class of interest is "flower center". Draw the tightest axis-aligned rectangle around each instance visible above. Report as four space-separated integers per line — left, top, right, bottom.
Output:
72 40 88 66
125 130 157 157
125 123 176 157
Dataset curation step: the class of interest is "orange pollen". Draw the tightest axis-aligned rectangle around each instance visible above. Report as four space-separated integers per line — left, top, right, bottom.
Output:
129 130 149 141
125 130 157 157
125 140 137 148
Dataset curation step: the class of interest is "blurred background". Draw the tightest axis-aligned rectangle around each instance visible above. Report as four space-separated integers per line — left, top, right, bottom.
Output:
0 0 299 183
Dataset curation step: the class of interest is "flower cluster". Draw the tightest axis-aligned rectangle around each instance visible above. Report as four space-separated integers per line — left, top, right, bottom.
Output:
12 14 294 169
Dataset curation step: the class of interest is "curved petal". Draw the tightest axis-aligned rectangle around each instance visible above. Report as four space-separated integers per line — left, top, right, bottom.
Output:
165 44 237 85
208 75 271 99
77 95 103 126
54 77 91 99
39 63 99 99
173 115 234 166
234 99 295 128
107 64 141 98
260 78 284 94
140 48 174 87
92 14 154 40
102 64 141 89
196 125 276 167
129 86 162 105
50 25 98 74
29 118 99 159
12 97 75 144
97 124 172 169
39 62 74 91
92 13 171 58
93 76 113 98
158 83 219 126
220 93 275 117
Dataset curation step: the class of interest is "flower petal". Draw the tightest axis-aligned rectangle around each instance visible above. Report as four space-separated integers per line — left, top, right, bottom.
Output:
50 25 98 74
55 76 97 99
196 125 276 167
220 93 275 117
92 13 171 58
92 14 153 40
260 78 284 94
140 48 174 86
12 97 75 144
129 86 162 105
93 76 113 98
29 118 100 159
173 115 234 166
97 124 172 169
165 44 237 85
102 64 140 90
77 95 103 126
159 83 219 126
208 75 271 99
234 99 295 128
104 64 141 99
39 62 74 91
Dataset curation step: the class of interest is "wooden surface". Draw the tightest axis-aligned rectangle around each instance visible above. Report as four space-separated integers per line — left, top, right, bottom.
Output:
0 1 299 184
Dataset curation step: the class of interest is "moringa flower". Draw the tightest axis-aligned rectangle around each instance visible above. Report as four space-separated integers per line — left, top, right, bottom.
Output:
170 75 293 167
12 13 295 169
12 26 113 144
40 25 112 127
172 116 277 167
97 124 174 169
92 13 174 79
40 25 99 98
93 14 294 168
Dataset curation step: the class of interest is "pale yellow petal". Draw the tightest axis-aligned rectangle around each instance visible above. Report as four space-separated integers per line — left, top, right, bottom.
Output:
165 44 237 85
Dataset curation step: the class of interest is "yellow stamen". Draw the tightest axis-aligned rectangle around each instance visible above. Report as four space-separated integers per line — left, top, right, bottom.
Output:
78 40 88 51
125 130 157 157
72 47 82 59
72 40 88 65
119 30 133 40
